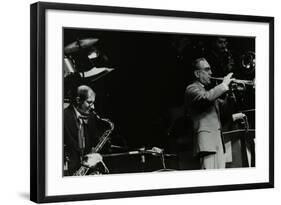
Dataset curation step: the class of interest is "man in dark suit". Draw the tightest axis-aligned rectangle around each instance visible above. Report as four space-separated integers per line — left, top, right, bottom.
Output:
185 58 234 169
64 85 104 176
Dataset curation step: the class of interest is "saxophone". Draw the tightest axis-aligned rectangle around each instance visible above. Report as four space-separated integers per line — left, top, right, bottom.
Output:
74 111 114 176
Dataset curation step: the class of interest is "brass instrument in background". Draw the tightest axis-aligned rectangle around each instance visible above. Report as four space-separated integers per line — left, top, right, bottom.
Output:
210 51 256 91
74 111 114 176
241 51 255 74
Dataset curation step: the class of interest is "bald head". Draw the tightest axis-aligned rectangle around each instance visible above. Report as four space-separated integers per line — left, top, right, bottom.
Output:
74 85 96 115
77 85 95 99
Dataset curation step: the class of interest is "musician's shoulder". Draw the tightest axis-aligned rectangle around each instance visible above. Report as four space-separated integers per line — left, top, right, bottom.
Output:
64 105 73 114
186 82 201 92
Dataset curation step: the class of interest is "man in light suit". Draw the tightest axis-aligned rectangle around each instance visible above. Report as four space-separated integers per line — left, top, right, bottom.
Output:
185 58 234 169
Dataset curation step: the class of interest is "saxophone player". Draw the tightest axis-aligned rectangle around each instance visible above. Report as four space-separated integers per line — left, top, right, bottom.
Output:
64 85 105 176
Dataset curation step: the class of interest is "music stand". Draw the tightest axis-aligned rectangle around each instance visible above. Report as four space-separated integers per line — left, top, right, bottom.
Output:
223 129 255 168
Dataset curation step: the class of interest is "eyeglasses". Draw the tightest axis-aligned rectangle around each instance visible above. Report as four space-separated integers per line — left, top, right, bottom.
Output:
199 67 211 72
86 100 95 106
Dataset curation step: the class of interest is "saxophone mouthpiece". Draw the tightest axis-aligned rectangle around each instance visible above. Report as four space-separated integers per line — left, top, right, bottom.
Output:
89 105 95 112
89 107 100 119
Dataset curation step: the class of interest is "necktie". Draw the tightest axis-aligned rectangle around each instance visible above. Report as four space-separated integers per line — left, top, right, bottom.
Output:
78 118 86 152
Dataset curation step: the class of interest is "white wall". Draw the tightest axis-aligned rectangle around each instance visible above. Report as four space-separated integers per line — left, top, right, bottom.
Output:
0 0 279 204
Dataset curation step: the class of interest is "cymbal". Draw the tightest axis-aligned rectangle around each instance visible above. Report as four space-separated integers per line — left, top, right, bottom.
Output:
64 38 99 54
83 67 115 82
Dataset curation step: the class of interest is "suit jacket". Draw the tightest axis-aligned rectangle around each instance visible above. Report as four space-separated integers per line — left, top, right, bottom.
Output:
64 106 102 176
185 81 228 155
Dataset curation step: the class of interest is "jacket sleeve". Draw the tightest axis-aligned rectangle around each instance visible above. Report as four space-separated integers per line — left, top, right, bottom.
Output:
218 93 237 123
64 126 81 176
185 83 228 108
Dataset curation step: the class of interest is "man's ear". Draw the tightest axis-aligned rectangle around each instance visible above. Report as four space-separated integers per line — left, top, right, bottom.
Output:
194 70 200 78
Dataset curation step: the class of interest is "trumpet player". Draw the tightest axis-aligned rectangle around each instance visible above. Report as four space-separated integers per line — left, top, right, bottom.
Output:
184 58 235 169
64 85 104 176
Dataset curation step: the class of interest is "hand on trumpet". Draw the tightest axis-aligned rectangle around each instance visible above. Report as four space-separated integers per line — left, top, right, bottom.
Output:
210 74 255 91
222 72 235 89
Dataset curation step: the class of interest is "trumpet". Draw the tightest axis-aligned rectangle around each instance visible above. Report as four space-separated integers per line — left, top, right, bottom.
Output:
210 77 255 86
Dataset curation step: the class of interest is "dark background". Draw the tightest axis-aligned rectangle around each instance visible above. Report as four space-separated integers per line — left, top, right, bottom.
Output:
64 28 255 154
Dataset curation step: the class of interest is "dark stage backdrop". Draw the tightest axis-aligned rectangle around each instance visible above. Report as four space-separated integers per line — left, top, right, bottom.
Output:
64 28 255 153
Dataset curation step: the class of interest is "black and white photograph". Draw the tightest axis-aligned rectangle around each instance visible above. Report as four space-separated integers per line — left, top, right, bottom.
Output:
1 0 279 204
29 2 274 203
63 28 256 176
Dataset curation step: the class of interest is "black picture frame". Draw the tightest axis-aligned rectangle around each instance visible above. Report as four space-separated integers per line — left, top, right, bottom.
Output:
30 1 274 203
